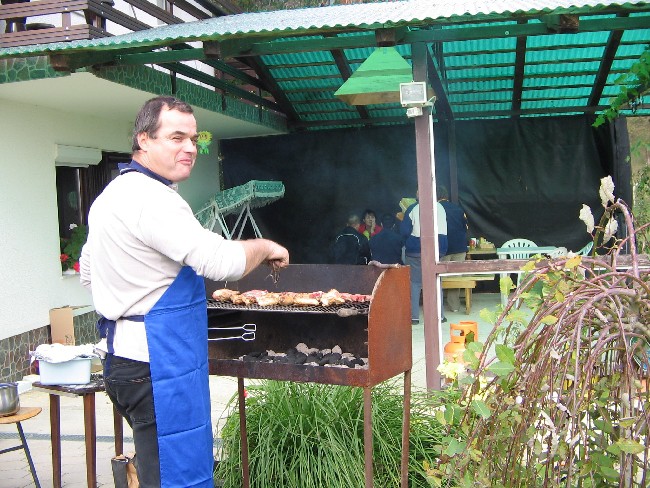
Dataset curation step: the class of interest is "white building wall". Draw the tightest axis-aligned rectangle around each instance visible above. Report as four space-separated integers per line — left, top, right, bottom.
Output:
0 97 220 340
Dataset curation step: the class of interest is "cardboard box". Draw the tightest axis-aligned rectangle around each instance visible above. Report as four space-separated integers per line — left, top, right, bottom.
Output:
49 306 85 345
39 358 92 385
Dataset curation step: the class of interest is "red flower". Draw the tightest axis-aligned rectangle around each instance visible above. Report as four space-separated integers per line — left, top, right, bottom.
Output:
60 253 70 263
73 262 80 272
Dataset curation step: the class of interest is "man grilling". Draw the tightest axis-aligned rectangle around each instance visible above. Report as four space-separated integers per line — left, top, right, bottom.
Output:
80 96 289 487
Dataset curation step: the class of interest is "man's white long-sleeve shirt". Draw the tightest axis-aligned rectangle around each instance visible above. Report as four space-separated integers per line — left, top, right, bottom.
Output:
80 171 246 361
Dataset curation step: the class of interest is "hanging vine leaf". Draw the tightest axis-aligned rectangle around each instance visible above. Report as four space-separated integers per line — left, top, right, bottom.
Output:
594 46 650 127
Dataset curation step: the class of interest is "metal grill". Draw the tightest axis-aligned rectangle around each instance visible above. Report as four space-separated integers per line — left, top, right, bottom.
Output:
205 264 413 488
206 298 369 315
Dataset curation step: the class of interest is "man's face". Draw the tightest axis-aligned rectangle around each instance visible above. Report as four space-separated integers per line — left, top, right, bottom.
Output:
137 107 198 183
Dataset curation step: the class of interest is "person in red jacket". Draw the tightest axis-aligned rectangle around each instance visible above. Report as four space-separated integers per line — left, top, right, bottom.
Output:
358 209 383 239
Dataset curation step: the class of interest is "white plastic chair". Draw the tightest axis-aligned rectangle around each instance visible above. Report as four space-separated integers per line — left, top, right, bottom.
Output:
576 242 593 256
500 238 537 305
501 238 538 259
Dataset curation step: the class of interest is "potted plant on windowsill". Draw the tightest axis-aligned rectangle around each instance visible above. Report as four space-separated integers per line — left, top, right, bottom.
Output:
60 224 88 275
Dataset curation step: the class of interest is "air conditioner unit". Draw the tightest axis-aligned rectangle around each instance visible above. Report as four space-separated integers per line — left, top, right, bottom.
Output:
55 144 102 168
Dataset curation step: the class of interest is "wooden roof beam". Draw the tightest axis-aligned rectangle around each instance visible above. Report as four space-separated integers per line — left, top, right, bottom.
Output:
511 19 528 117
587 13 628 109
426 41 452 121
204 40 300 121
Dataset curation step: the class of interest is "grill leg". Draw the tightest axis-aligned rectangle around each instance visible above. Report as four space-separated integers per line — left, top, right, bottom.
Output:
16 421 41 488
238 377 250 488
401 369 411 488
363 387 373 488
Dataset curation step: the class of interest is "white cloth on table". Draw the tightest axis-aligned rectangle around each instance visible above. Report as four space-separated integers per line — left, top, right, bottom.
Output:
30 343 99 363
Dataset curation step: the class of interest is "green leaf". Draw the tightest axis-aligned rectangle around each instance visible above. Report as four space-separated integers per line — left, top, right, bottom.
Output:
466 341 484 353
470 400 491 419
565 255 582 268
463 349 479 369
505 309 528 324
606 443 621 455
499 275 514 296
479 307 497 324
615 438 645 454
444 405 456 425
619 417 636 428
591 452 614 468
521 261 536 272
600 466 620 480
435 408 447 426
443 438 467 457
487 361 515 377
540 315 558 325
495 344 515 363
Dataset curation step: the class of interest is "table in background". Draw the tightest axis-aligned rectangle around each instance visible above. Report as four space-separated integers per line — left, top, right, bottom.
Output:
33 375 123 488
466 247 497 258
441 274 496 314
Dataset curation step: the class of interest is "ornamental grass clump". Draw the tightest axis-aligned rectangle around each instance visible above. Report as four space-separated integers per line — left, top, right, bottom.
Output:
215 380 459 488
433 176 650 487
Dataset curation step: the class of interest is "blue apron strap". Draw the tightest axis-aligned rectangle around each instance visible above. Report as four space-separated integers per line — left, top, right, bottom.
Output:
96 315 145 355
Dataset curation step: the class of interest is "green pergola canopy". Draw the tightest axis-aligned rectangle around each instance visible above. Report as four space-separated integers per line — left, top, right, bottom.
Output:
1 0 649 130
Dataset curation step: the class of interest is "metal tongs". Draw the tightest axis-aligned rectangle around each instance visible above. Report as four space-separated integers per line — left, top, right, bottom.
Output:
208 323 256 342
265 260 282 285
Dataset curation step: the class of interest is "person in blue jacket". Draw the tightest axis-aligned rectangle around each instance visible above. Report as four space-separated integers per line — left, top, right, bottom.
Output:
438 185 469 312
80 96 289 487
369 213 404 265
400 192 448 324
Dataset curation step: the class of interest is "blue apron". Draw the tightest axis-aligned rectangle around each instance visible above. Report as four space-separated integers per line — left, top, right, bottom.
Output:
145 265 213 487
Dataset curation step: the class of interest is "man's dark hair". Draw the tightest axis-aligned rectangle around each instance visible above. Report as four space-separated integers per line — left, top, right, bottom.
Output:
132 96 194 152
381 213 396 230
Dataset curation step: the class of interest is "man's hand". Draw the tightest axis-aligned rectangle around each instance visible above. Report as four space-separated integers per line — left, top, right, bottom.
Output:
240 239 289 277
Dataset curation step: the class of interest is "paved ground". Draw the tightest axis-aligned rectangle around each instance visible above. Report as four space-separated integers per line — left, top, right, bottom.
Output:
0 293 500 487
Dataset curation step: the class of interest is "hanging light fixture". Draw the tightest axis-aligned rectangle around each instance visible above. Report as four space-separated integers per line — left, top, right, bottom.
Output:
334 46 415 106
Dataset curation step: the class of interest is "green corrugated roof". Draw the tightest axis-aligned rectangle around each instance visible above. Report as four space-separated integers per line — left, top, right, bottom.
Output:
1 0 649 129
1 0 648 56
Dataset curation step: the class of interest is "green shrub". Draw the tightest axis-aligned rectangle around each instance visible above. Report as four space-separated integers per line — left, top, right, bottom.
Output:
215 380 459 487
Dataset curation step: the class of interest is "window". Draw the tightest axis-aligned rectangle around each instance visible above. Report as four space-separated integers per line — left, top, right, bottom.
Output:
56 151 130 240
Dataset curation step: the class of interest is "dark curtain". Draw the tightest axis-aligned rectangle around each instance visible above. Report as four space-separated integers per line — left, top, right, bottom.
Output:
221 115 630 264
453 115 628 252
79 152 130 224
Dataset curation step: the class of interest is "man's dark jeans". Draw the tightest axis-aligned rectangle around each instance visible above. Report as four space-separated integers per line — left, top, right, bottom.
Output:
104 355 161 487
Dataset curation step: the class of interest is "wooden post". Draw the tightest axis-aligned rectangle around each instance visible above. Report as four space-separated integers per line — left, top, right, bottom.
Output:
411 41 443 390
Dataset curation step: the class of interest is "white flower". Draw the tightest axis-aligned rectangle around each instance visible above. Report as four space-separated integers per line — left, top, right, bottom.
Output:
69 223 78 230
437 360 466 380
579 205 594 233
599 176 615 208
603 217 618 242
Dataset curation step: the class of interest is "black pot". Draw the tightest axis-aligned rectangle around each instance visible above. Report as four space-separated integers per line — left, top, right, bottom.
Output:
0 382 19 416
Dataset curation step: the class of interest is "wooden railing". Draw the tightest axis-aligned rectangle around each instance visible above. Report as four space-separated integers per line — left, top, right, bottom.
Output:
0 0 212 48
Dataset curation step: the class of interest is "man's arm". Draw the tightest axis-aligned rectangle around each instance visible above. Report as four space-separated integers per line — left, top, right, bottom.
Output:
239 238 289 277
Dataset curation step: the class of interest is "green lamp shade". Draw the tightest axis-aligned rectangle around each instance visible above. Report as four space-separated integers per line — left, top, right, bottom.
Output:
334 46 414 106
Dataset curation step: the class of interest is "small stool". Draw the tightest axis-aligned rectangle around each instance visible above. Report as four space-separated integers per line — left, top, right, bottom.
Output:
0 406 42 488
